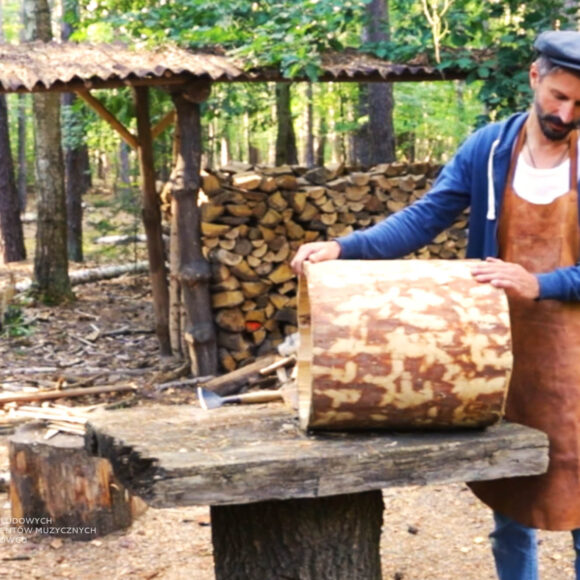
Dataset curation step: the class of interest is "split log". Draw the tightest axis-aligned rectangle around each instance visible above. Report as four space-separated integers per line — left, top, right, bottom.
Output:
0 384 137 406
202 353 278 396
9 423 147 540
297 260 512 431
192 161 469 370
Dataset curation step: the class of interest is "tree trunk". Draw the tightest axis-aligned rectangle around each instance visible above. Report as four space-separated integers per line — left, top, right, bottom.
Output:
32 88 71 303
398 130 416 162
0 0 25 263
353 84 370 166
118 141 131 195
0 95 26 263
315 113 327 167
63 94 86 263
24 0 71 302
211 491 384 580
17 4 29 212
170 85 218 376
17 94 28 212
275 83 298 166
358 0 396 165
62 0 86 263
305 83 315 167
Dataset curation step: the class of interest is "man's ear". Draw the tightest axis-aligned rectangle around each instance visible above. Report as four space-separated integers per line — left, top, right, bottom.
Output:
529 61 540 90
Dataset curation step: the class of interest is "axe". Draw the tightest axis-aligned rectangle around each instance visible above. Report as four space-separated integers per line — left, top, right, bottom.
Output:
197 384 296 410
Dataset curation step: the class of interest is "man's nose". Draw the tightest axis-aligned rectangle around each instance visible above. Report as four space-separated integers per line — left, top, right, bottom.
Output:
558 101 576 124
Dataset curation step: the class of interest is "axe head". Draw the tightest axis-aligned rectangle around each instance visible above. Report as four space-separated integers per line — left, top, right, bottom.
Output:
197 387 224 410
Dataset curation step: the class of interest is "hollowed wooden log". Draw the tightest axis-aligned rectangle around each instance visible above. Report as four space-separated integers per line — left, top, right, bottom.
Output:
297 260 512 430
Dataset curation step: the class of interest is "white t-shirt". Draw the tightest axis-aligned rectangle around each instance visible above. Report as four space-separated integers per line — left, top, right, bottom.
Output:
513 138 580 204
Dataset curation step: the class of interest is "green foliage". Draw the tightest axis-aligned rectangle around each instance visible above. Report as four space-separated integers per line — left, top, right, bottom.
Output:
367 0 578 122
67 0 576 167
1 305 35 338
62 99 90 150
394 80 483 161
76 0 369 79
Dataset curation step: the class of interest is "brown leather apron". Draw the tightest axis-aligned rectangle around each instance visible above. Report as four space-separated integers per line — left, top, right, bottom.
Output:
470 124 580 531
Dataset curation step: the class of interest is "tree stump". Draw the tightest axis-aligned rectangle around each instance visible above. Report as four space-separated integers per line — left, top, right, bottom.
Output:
211 490 384 580
9 423 146 541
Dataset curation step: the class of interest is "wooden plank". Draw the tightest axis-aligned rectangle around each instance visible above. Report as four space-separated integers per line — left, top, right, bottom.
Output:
86 404 549 508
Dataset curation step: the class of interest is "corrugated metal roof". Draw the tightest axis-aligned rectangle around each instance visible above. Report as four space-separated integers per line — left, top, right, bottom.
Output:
0 41 469 94
0 42 251 93
318 49 464 82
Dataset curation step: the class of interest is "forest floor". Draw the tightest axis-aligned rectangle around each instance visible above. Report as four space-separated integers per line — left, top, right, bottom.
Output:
0 192 577 579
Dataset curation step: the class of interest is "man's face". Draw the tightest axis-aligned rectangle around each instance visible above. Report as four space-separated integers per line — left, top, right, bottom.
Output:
531 66 580 141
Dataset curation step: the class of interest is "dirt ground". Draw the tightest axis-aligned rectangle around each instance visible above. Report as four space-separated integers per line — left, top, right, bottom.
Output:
0 203 578 579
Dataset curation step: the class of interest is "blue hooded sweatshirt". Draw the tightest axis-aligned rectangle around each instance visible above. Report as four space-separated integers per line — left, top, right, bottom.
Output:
337 112 580 302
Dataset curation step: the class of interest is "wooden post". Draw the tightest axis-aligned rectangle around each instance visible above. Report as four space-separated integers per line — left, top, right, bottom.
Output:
133 86 171 356
170 82 218 376
211 491 384 580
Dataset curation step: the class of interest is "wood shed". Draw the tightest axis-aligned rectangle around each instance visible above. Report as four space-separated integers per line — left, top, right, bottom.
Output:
0 40 472 375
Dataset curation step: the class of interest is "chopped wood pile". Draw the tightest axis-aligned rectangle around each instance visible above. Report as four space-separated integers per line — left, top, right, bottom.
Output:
172 160 468 371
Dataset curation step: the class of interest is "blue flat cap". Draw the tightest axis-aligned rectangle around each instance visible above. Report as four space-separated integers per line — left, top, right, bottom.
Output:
534 30 580 71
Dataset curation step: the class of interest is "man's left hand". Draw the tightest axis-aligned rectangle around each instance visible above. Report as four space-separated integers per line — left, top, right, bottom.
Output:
471 257 540 300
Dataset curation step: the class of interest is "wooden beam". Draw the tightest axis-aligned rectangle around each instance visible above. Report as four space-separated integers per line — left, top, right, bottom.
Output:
151 109 176 140
86 404 549 508
133 85 172 356
76 89 138 149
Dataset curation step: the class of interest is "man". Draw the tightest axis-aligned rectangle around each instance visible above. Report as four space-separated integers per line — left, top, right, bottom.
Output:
291 30 580 580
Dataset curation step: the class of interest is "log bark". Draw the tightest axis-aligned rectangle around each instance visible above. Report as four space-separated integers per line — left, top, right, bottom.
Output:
133 86 171 355
15 261 149 293
9 424 145 540
211 491 383 580
297 260 513 430
170 86 218 376
0 94 26 263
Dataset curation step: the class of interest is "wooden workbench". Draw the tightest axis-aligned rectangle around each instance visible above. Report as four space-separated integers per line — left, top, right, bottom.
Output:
86 404 549 580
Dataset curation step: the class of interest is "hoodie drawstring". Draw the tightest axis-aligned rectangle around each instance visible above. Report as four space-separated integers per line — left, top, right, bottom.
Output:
486 138 500 221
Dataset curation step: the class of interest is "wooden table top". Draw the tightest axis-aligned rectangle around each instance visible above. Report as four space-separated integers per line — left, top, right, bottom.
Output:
86 403 549 508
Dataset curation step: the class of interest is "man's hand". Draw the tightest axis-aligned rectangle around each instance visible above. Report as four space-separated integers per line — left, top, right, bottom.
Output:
290 241 341 276
470 257 540 300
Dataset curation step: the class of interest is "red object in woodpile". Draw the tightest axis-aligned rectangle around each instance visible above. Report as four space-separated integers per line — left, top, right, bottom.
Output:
245 320 263 332
297 259 513 431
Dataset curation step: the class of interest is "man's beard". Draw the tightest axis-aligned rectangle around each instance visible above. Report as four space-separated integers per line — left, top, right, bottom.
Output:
535 99 579 141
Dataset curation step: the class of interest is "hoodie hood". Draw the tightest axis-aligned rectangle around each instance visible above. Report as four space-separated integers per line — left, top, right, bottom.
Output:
485 112 529 221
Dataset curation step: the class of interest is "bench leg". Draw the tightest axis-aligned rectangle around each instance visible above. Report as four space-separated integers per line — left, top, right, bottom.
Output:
211 489 384 580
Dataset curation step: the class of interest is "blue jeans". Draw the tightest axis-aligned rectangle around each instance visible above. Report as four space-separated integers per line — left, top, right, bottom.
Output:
491 512 580 579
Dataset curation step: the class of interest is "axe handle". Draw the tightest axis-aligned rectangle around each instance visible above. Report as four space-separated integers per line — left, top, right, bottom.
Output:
232 390 284 405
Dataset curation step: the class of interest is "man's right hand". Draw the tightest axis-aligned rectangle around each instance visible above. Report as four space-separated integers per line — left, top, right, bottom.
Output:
290 241 341 276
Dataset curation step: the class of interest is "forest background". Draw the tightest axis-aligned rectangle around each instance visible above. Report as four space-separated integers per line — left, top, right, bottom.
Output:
0 0 579 303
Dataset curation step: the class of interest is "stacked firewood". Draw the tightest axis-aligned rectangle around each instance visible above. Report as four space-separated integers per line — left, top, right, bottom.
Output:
189 161 467 370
